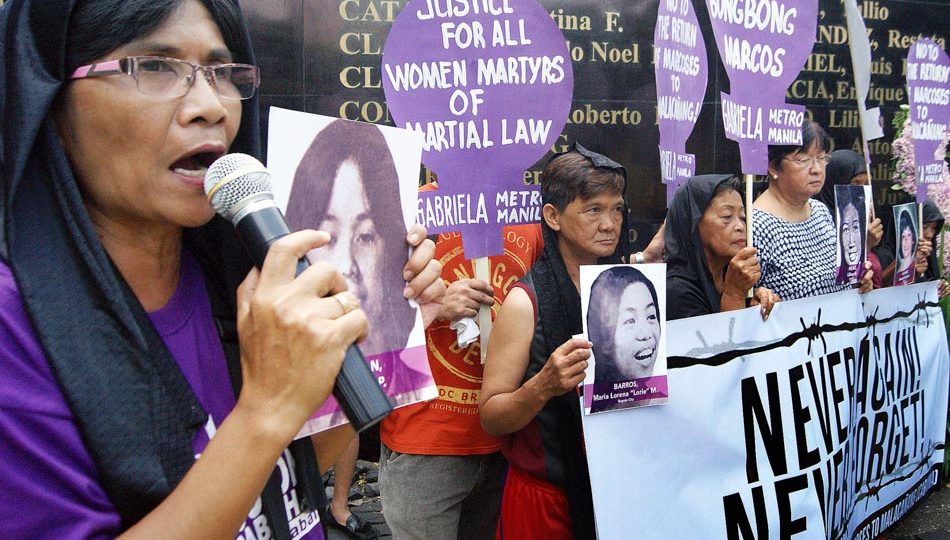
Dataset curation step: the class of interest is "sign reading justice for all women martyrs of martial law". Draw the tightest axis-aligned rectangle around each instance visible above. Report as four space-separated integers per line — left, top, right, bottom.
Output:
705 0 819 174
655 0 708 204
906 38 950 203
382 0 573 259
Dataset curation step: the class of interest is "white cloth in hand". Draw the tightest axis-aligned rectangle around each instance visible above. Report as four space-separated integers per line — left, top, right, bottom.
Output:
450 317 480 348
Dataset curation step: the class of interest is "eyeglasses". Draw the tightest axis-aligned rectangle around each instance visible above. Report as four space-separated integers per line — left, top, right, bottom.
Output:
70 56 260 101
783 154 832 169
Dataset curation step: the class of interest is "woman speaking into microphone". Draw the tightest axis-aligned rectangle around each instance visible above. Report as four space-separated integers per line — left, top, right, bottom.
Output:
0 0 443 538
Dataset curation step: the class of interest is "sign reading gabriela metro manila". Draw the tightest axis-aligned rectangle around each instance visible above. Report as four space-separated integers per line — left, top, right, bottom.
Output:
906 39 950 203
654 0 708 204
383 0 573 259
705 0 818 174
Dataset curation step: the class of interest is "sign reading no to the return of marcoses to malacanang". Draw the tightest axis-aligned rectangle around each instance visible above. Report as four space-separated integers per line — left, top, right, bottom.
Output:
582 282 949 539
906 38 950 204
654 0 708 202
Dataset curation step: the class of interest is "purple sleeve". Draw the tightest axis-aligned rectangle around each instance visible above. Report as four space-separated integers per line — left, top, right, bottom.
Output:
0 262 121 539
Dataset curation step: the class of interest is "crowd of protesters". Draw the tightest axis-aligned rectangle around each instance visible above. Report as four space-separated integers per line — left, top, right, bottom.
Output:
1 1 947 540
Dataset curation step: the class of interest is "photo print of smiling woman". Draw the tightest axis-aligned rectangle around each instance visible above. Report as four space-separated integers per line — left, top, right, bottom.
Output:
892 202 920 287
580 264 669 414
833 185 869 285
267 108 437 434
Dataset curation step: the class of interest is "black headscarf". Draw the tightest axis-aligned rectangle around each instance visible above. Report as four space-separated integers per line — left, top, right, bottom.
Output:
921 199 946 282
532 143 630 369
815 149 866 214
0 1 320 536
528 142 628 540
664 174 736 320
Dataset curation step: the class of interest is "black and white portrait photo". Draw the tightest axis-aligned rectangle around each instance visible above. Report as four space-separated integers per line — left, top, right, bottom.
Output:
892 202 919 287
581 264 669 414
267 108 436 434
833 185 869 285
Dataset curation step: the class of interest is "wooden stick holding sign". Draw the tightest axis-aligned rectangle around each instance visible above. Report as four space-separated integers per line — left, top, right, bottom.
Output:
843 0 885 208
745 173 755 299
474 256 492 363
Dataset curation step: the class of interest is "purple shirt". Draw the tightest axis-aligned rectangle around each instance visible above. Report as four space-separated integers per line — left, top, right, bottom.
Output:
0 253 322 539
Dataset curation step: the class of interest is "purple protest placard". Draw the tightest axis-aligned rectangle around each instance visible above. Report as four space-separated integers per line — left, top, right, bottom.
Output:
906 39 950 203
382 0 573 259
655 0 707 203
705 0 818 174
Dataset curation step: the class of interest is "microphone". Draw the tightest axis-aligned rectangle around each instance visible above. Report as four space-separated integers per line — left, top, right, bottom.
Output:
204 153 393 433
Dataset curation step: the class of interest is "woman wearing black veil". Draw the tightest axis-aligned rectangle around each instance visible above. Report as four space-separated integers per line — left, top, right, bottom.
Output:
0 1 441 537
665 175 779 321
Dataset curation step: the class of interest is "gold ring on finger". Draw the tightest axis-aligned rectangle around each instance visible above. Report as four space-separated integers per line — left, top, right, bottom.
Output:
332 292 357 315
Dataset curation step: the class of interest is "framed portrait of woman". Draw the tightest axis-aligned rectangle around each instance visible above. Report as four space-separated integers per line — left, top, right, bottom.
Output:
580 263 669 414
267 107 436 434
892 202 919 287
833 185 869 285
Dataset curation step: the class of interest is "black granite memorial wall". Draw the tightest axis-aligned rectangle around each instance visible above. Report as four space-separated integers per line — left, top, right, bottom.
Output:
244 0 948 247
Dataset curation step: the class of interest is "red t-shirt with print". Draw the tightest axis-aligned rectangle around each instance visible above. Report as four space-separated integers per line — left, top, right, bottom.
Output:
380 220 542 455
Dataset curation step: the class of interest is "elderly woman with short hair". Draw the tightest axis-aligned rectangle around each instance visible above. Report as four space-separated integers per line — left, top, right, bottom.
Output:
753 122 874 300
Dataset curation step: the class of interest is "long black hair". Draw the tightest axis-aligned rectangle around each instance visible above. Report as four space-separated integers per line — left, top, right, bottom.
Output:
285 119 414 354
898 208 918 261
835 187 867 270
587 265 659 383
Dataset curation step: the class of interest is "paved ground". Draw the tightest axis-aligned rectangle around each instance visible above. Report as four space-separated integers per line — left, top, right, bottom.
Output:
888 486 950 540
325 461 950 540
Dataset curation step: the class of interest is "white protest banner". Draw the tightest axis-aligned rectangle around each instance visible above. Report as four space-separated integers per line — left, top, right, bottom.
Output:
582 283 949 539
